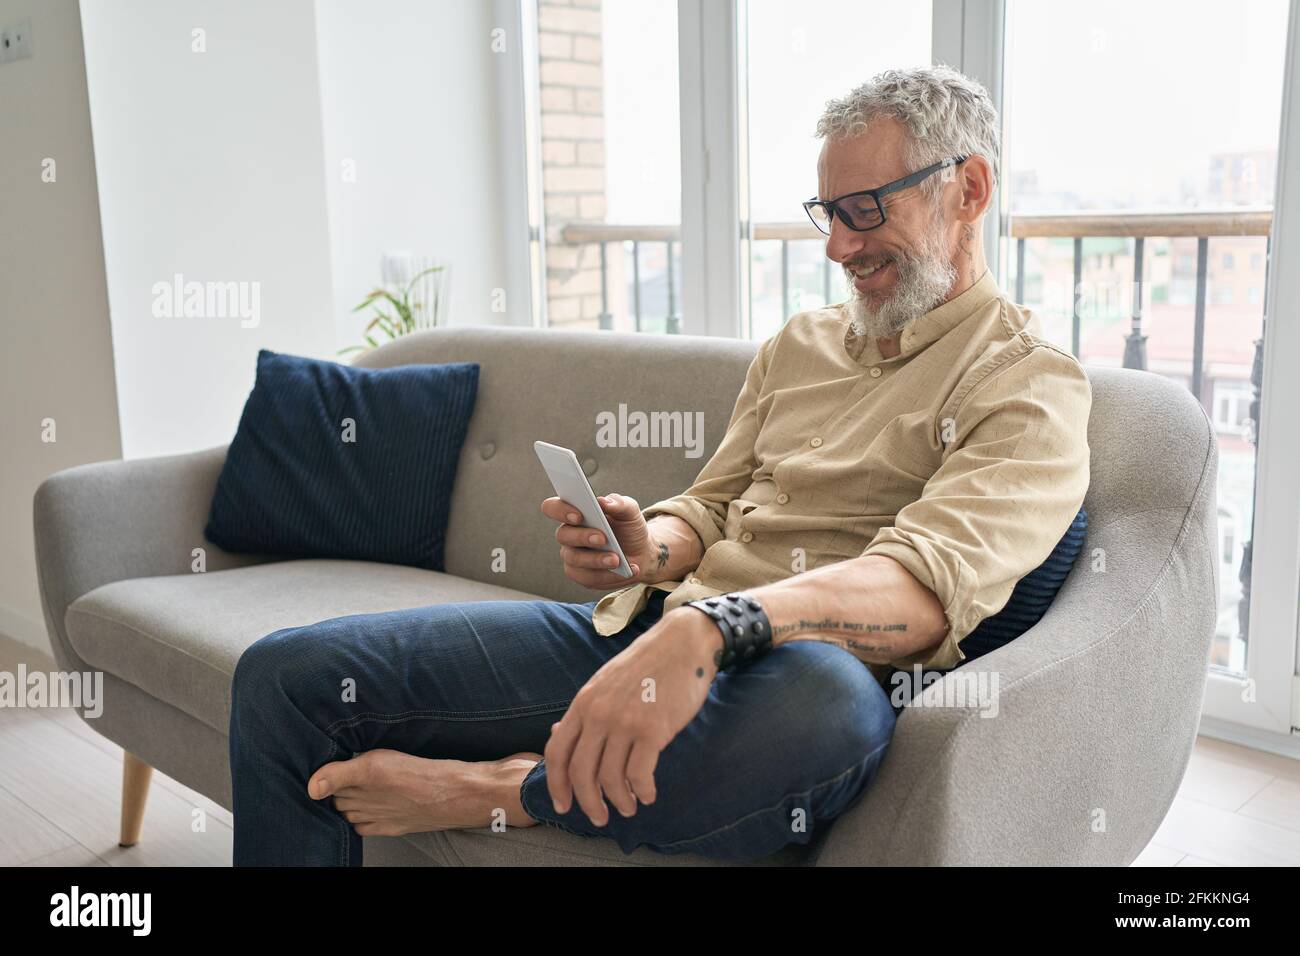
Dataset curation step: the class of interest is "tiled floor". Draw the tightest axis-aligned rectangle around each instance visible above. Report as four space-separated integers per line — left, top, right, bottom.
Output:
1 632 1297 866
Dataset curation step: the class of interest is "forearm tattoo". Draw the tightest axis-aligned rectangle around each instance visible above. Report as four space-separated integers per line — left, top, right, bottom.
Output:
655 539 669 571
771 618 908 656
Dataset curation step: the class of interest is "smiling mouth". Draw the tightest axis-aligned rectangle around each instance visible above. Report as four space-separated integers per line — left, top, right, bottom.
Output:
851 257 894 278
848 256 897 292
847 256 899 282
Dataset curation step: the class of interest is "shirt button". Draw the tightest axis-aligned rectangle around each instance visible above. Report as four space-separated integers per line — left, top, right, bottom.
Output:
869 367 882 378
687 576 701 584
776 492 789 504
810 436 823 447
741 531 754 543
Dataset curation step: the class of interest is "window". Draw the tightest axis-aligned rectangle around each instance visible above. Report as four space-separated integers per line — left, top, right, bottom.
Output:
740 0 932 340
1220 512 1237 565
1216 506 1247 672
1001 0 1291 676
1213 380 1254 436
534 0 683 332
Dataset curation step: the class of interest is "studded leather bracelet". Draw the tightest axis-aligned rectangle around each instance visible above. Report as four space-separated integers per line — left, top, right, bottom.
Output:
683 592 774 672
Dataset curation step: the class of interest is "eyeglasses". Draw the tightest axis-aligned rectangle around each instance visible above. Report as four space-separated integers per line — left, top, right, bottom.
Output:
803 155 967 235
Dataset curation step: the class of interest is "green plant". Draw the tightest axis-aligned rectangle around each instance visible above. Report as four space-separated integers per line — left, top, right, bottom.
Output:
338 264 444 357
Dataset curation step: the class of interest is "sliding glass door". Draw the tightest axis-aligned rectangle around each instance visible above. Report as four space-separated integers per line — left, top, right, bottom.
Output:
998 0 1300 737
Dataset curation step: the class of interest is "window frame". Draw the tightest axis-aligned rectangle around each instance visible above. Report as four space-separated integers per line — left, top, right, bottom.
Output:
1199 0 1300 745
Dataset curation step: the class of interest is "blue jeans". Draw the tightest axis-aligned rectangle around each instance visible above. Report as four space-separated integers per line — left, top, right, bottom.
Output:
228 589 897 865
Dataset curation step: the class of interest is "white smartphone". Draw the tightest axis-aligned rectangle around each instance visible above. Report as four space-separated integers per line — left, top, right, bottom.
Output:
533 440 634 578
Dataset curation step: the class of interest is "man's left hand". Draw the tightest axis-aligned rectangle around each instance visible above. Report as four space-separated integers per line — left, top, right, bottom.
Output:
544 606 722 826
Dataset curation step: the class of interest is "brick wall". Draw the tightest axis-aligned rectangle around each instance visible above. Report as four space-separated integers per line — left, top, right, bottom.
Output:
537 0 617 329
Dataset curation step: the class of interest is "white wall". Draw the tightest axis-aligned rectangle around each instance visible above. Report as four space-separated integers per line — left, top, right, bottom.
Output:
80 0 337 460
1 0 520 653
80 0 517 462
314 0 515 341
0 0 122 653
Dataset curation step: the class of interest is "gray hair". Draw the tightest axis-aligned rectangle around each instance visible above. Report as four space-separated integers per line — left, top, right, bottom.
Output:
816 65 1000 200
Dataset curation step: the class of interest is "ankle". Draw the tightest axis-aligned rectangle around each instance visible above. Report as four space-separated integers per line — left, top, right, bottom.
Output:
480 753 541 828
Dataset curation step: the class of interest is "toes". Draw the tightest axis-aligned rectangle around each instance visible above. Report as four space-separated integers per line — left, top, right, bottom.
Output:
309 752 379 799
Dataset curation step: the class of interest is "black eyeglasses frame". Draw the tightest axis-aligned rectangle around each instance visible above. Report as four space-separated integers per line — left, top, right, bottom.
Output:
803 155 968 235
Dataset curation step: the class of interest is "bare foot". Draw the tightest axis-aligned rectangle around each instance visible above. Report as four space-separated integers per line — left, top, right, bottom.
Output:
307 750 541 838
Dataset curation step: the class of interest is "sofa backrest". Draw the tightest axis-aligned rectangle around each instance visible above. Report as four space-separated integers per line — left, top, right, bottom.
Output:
356 326 758 601
356 327 1216 607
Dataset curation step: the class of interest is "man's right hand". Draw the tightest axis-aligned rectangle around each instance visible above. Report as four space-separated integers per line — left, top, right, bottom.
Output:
541 493 665 591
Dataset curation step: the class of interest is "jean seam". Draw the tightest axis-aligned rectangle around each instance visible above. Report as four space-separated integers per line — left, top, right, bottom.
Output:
652 738 893 856
517 762 550 828
324 700 571 735
521 810 603 844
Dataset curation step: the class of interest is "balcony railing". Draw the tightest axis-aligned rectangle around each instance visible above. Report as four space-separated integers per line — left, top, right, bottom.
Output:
560 223 682 334
562 211 1272 404
562 221 841 333
1007 209 1272 403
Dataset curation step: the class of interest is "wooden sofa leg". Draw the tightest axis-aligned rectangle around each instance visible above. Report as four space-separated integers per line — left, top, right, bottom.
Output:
119 752 153 848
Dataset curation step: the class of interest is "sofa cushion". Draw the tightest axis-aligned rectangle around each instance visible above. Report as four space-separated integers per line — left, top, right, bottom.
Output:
65 560 541 734
204 350 479 571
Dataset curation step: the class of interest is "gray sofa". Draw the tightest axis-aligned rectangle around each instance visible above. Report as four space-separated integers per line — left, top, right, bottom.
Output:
33 325 1219 865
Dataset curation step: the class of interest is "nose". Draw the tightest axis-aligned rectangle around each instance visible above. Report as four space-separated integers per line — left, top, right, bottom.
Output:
824 215 868 267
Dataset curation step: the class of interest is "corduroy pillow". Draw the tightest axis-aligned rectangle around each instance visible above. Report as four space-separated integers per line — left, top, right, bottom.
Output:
204 349 479 571
957 505 1089 664
887 506 1089 711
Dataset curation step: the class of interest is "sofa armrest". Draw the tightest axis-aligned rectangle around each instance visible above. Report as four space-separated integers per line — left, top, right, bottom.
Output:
815 474 1219 865
33 444 276 672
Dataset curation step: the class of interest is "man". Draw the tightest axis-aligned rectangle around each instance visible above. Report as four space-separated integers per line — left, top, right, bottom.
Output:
229 65 1090 865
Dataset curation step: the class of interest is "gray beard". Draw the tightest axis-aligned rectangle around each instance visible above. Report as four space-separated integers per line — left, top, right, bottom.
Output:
845 214 957 341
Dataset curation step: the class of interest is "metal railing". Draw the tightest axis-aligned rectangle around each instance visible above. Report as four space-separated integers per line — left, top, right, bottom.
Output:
1007 209 1272 401
562 212 1272 402
560 223 682 333
1004 209 1272 648
562 221 839 333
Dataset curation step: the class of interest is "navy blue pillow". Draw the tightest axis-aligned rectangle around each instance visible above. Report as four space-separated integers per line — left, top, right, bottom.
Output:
204 349 479 571
956 505 1089 665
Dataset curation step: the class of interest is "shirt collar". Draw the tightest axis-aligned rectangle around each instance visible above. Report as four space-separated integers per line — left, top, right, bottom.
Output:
843 268 1001 366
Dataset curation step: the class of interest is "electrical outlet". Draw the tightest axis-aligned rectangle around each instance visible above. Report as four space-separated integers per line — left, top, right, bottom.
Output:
0 17 33 65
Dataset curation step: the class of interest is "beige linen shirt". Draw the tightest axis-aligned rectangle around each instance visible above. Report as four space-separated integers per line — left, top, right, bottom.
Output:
591 269 1091 679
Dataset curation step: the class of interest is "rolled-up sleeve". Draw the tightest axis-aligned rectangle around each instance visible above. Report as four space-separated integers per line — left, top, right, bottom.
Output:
863 341 1092 670
640 335 776 550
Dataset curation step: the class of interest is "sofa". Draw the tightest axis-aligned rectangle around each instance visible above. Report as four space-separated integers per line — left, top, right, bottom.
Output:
32 324 1219 865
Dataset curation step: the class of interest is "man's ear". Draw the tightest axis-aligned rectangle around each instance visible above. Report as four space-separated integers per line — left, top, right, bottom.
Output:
952 155 994 224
